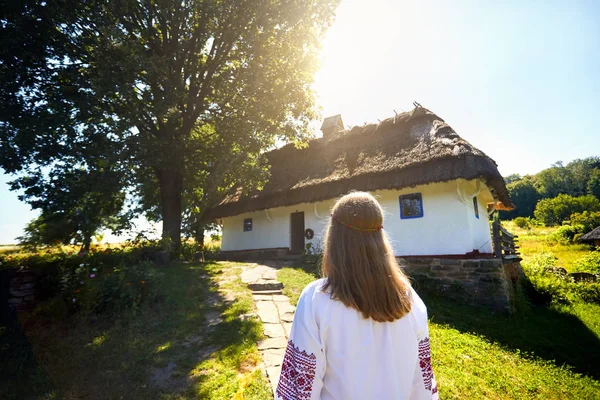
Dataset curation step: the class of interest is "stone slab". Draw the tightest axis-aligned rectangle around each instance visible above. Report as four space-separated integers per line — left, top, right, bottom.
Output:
280 312 295 323
251 289 282 295
241 269 262 284
283 323 293 339
263 323 286 338
267 366 282 393
262 348 286 368
255 301 278 311
275 302 295 315
248 280 284 291
252 294 274 301
257 308 280 324
258 337 288 351
272 294 291 303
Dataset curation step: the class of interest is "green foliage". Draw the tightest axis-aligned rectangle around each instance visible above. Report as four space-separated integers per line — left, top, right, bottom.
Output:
502 177 540 219
588 169 600 200
522 251 600 305
570 211 600 233
503 173 522 184
502 158 600 220
573 251 600 274
58 259 162 316
0 0 339 251
548 224 586 245
534 194 600 226
513 217 532 229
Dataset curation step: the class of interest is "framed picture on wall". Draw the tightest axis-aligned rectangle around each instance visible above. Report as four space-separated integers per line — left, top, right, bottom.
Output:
399 193 424 219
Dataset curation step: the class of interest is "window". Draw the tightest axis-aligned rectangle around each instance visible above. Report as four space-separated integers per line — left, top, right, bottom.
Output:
399 193 424 219
243 218 253 232
473 197 479 219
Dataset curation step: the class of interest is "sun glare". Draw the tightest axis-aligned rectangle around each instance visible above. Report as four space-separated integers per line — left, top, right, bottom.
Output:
312 0 460 131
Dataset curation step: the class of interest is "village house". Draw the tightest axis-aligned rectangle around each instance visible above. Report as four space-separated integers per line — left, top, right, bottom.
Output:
581 226 600 248
204 106 514 260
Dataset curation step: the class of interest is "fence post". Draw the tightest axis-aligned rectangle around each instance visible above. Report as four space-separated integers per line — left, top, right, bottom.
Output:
492 220 502 258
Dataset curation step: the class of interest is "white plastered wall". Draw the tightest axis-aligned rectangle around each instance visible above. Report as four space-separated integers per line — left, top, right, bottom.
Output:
220 179 494 256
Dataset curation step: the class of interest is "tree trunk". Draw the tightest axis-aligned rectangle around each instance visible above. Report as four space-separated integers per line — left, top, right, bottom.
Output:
158 168 183 255
194 220 205 248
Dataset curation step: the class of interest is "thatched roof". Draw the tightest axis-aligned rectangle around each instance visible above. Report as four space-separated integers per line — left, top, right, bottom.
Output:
204 107 514 220
581 226 600 241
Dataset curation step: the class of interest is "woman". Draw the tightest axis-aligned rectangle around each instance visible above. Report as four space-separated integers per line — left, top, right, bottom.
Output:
276 192 438 400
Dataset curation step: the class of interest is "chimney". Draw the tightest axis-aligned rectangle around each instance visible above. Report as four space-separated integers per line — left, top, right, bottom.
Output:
320 114 344 139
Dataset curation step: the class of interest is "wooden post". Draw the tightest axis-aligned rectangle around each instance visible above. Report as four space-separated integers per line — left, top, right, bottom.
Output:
492 220 502 258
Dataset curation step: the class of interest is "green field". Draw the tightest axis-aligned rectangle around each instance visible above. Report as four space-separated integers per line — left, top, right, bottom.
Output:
503 221 593 272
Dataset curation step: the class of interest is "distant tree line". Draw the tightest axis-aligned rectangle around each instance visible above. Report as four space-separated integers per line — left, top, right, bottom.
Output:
502 157 600 226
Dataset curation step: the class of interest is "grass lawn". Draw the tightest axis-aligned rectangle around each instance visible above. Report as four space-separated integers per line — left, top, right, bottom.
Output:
278 265 600 399
502 221 594 272
1 261 271 400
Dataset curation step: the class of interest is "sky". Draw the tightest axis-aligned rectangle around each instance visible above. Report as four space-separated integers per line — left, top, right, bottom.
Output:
1 0 599 244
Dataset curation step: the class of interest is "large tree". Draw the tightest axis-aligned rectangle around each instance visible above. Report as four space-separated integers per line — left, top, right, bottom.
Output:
1 0 338 251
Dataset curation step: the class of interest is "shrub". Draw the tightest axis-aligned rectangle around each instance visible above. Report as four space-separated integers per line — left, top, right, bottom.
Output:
534 194 600 226
513 217 532 229
570 211 600 233
573 251 600 274
58 259 163 315
210 233 222 242
548 224 586 245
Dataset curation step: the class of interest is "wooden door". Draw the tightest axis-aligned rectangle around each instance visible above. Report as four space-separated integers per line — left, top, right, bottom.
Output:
290 212 305 254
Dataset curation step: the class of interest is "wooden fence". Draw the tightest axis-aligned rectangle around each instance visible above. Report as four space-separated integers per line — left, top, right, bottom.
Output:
492 220 520 259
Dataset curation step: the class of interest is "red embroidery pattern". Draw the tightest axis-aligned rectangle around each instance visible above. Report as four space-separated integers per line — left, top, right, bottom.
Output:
418 337 434 391
276 340 317 400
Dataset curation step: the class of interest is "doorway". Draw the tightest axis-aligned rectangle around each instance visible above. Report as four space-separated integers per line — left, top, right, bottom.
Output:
290 212 305 254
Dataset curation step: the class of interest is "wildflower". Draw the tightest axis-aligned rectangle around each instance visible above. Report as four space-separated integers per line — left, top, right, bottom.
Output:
72 298 77 303
90 274 96 279
141 280 145 284
76 289 80 293
127 282 131 286
80 281 84 285
79 263 85 267
92 268 97 272
68 251 73 255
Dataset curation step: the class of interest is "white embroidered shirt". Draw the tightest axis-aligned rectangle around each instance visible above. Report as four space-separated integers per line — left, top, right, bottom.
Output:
276 279 439 400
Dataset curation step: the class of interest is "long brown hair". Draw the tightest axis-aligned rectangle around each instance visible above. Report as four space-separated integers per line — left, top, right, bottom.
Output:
322 192 412 322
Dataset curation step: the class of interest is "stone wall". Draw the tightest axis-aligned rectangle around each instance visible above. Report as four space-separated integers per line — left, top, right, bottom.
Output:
399 257 523 313
2 268 39 315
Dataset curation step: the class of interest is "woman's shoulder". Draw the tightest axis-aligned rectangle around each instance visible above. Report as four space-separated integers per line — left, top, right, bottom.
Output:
296 278 329 305
300 278 328 297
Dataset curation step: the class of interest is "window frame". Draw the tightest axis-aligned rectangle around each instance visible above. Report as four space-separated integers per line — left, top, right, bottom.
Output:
399 193 424 219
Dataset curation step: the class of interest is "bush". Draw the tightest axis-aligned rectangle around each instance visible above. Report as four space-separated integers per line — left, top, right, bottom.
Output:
59 259 163 315
548 224 586 245
1 244 166 317
534 194 600 226
513 217 532 229
570 211 600 233
573 251 600 274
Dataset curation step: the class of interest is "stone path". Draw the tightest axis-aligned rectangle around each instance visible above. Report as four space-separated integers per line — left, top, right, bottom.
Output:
241 262 296 397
